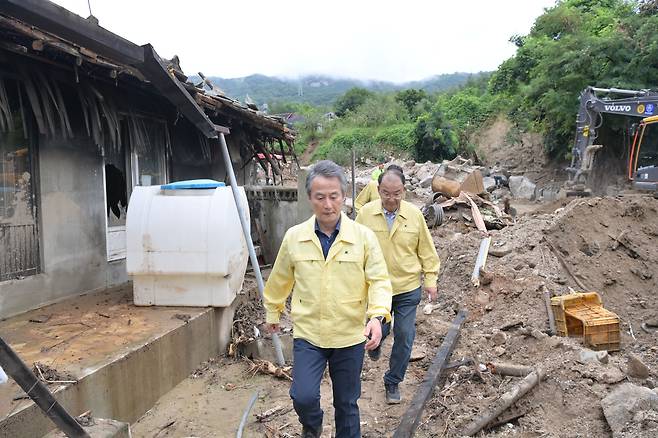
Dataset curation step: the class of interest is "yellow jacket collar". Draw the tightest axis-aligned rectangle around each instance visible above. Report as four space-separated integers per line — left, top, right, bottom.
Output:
299 213 356 244
370 199 411 220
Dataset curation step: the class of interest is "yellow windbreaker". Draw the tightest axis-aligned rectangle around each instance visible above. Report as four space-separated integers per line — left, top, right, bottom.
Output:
356 199 440 295
354 180 380 213
263 213 392 348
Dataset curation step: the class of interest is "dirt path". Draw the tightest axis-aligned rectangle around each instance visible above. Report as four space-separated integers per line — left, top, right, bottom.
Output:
300 141 318 165
132 195 658 438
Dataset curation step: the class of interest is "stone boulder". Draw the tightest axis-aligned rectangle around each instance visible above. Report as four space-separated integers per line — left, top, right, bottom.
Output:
509 176 537 200
419 176 433 188
601 383 658 437
414 161 440 182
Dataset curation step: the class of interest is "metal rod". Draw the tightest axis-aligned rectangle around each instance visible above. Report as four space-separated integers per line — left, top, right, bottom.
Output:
0 337 90 438
351 148 356 219
217 133 285 366
236 389 260 438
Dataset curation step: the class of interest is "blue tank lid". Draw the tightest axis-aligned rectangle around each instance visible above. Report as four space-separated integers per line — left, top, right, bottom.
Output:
160 179 226 190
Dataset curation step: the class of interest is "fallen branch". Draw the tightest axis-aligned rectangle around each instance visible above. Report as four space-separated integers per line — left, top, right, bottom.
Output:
485 362 533 377
256 406 293 423
544 238 589 290
246 359 292 381
33 362 76 384
393 310 468 438
461 368 545 436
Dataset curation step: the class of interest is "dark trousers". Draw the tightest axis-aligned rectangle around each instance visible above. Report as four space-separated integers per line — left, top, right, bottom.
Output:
381 287 422 385
290 339 365 438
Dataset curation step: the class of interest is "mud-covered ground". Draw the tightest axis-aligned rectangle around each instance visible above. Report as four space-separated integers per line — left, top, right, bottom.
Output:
132 195 658 437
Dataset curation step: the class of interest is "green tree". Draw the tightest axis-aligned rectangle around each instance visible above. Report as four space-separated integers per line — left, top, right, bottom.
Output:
395 89 428 115
486 0 658 157
334 87 374 117
413 104 458 162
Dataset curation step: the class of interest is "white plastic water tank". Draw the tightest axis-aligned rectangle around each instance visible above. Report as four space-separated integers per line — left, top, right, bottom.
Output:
126 179 249 307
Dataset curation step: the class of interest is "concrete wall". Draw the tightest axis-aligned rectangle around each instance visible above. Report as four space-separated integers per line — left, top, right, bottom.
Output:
297 166 314 223
0 136 128 318
245 186 300 263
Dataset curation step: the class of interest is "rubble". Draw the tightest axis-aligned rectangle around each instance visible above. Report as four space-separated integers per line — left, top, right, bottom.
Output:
627 353 651 379
576 348 609 365
155 161 658 437
601 383 658 437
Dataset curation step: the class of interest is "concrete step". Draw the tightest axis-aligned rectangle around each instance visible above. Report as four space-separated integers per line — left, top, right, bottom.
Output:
0 284 236 437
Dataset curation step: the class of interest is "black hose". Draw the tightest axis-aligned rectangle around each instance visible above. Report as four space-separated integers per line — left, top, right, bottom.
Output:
236 390 260 438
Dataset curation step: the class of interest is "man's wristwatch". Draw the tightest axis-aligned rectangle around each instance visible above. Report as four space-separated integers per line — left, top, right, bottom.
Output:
373 316 384 324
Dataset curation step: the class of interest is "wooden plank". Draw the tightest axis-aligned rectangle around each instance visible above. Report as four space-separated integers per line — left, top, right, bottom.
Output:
393 309 468 438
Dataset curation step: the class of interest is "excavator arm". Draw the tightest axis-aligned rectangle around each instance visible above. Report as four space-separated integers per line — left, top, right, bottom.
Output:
568 86 658 187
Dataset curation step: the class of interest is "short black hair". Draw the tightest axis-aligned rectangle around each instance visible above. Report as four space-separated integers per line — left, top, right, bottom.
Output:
378 164 405 185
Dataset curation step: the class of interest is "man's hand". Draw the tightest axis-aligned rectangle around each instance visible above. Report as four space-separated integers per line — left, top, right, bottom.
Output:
266 323 280 334
364 318 382 351
424 286 438 302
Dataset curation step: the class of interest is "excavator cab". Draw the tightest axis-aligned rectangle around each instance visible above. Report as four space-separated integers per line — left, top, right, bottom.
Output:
629 115 658 191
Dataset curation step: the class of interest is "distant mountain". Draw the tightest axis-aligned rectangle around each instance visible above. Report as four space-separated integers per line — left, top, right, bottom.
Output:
196 73 486 107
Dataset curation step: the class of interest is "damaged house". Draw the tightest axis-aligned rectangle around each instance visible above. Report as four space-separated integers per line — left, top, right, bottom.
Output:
0 0 295 319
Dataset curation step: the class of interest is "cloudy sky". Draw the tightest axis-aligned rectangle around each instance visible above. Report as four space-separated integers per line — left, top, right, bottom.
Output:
51 0 556 83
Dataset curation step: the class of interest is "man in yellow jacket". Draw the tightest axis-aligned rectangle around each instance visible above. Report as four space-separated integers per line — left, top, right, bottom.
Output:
354 180 380 213
264 160 392 438
356 165 440 404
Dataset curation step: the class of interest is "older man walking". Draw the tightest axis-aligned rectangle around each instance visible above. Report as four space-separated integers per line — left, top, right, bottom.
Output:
264 160 392 438
356 165 440 404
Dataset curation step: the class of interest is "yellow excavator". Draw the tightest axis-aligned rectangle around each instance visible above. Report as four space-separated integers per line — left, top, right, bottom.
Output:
568 86 658 193
628 115 658 191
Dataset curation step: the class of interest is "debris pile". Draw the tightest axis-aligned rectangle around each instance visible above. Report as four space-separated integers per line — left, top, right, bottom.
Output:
405 194 658 437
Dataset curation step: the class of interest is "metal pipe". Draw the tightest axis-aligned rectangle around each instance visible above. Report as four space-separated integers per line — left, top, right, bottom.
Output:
0 337 90 438
217 133 285 366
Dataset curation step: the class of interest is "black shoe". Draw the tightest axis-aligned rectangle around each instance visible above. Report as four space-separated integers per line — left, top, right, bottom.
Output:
368 345 381 361
302 423 322 438
385 383 401 404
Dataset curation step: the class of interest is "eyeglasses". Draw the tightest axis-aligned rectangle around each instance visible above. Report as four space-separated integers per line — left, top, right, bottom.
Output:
381 191 403 199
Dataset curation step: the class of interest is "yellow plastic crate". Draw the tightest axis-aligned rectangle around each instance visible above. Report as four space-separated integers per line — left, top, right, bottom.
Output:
551 292 620 351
